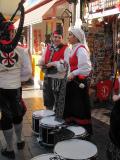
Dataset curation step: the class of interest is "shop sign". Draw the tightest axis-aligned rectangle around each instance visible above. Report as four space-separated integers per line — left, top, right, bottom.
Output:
89 0 119 13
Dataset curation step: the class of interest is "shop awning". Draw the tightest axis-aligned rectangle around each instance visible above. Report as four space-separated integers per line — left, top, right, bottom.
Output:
14 0 57 28
88 8 120 20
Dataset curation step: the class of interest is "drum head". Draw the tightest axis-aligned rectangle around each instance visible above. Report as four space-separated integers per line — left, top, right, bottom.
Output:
32 110 54 118
67 126 86 137
40 116 64 127
31 153 55 160
54 139 98 159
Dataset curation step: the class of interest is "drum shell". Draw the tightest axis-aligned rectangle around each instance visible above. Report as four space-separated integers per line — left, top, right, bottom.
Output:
40 123 58 146
32 110 55 135
32 116 40 135
40 124 75 147
31 153 96 160
39 116 74 147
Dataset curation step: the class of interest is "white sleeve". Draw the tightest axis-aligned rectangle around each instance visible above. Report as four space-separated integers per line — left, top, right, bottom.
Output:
72 47 92 76
20 49 32 82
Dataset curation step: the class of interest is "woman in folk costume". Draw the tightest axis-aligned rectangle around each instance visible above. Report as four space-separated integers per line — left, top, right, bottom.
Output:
63 26 93 135
107 70 120 159
38 30 70 119
0 2 25 159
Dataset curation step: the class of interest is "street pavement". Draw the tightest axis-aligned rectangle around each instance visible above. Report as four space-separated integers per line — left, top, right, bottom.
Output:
0 85 110 160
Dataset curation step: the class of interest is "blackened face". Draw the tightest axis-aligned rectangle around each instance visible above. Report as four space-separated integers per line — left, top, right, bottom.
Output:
9 30 15 40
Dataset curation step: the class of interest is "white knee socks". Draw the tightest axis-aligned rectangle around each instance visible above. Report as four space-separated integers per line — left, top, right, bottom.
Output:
3 128 14 151
14 123 24 143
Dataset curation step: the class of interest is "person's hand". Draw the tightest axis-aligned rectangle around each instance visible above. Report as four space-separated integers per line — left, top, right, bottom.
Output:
68 73 74 81
40 65 44 69
112 95 120 102
46 62 55 68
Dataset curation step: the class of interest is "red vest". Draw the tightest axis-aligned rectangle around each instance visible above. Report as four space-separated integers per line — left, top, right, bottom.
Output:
114 78 119 93
45 44 68 64
0 40 11 44
69 45 88 79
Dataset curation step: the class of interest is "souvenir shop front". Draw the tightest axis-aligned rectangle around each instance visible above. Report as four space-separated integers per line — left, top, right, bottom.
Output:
83 0 120 104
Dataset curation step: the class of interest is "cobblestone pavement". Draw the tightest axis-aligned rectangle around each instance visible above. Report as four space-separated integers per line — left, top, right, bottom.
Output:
0 85 110 160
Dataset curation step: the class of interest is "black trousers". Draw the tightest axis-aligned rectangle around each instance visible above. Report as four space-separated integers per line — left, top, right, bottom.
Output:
43 76 66 118
0 88 24 130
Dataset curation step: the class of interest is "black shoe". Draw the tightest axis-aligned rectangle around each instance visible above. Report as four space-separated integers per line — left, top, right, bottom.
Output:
17 141 25 150
1 148 15 159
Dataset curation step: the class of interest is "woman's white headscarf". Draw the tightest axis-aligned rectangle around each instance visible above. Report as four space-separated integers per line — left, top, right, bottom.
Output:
68 26 90 52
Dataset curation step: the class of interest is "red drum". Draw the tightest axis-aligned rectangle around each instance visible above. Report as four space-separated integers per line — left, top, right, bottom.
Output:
32 110 55 135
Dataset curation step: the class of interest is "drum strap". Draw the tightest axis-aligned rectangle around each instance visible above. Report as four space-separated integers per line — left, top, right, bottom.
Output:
52 79 61 92
52 78 66 118
52 64 68 119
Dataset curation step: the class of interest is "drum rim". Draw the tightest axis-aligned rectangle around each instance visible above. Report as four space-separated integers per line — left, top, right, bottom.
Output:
39 116 64 128
54 151 98 159
32 116 40 119
73 132 87 138
39 122 63 128
32 109 54 117
54 139 98 159
31 153 55 160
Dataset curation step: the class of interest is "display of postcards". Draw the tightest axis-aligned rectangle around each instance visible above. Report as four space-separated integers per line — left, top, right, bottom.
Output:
98 57 104 60
95 34 104 39
97 53 104 56
97 60 104 63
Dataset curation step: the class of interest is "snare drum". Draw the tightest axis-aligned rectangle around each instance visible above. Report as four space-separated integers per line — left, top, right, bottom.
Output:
31 153 56 160
54 139 98 160
32 109 54 135
67 126 87 139
39 116 65 146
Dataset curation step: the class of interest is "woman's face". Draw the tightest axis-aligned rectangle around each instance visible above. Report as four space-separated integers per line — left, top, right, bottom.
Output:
68 32 79 45
52 33 63 46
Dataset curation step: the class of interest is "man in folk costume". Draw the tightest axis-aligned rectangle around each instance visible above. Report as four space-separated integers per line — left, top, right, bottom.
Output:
63 26 93 136
39 30 70 119
0 2 25 159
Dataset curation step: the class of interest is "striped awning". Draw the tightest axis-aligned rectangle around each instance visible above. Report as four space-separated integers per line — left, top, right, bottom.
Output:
14 0 57 28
